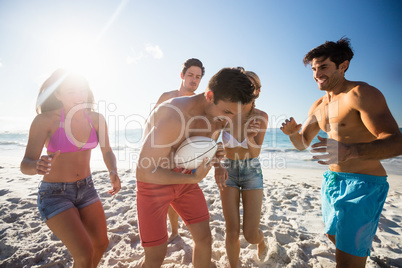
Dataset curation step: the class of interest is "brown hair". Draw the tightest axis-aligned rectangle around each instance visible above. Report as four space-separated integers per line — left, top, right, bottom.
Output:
182 58 205 77
303 37 354 72
208 68 255 105
36 69 94 114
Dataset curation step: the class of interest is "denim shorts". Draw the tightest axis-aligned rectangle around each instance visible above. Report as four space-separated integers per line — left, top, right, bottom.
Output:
321 170 389 257
37 175 100 222
223 158 264 190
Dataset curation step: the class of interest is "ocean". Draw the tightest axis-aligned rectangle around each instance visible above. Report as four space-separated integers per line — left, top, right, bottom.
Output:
1 128 401 176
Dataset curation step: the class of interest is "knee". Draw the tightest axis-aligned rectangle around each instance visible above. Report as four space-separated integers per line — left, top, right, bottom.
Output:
73 246 94 267
195 231 212 248
225 228 240 242
202 231 213 247
243 229 261 244
93 238 109 257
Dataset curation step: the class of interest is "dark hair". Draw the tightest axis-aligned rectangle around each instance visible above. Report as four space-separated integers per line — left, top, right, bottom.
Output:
208 68 255 104
236 66 262 91
303 37 354 72
36 69 94 114
182 58 205 77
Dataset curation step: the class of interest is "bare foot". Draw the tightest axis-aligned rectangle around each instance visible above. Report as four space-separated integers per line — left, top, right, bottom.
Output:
167 233 180 244
258 239 268 261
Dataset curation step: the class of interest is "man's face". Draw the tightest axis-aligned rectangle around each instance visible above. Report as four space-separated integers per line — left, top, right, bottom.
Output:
311 57 344 91
182 66 202 92
206 99 243 123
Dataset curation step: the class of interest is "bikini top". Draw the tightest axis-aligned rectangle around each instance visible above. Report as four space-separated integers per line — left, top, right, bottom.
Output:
47 109 98 153
222 130 248 149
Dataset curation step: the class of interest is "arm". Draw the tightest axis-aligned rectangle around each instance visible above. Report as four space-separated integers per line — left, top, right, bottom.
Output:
352 86 402 159
312 86 402 164
213 142 228 191
20 115 60 175
136 114 212 185
246 110 269 157
97 113 121 195
280 100 322 151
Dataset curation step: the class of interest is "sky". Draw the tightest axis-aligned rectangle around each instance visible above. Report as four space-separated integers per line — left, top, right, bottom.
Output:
0 0 401 133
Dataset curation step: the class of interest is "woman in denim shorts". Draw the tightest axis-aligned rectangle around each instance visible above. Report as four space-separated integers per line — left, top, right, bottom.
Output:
215 69 268 267
20 69 121 267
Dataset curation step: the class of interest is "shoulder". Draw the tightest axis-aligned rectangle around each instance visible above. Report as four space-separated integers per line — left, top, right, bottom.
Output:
152 97 194 135
348 82 383 98
157 90 179 104
308 96 325 115
253 109 268 131
254 108 268 121
32 110 59 127
155 101 186 124
146 106 185 146
87 110 104 120
347 82 386 108
160 94 196 112
28 110 60 137
153 94 201 125
87 111 106 129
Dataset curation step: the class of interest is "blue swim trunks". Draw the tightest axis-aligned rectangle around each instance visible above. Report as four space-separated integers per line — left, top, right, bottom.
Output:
321 170 389 257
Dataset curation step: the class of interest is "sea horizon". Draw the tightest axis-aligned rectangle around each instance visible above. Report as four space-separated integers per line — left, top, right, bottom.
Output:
2 128 401 176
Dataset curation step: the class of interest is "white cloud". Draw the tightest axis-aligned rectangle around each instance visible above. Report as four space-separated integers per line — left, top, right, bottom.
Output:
0 59 3 68
126 44 163 64
126 51 145 64
145 44 163 59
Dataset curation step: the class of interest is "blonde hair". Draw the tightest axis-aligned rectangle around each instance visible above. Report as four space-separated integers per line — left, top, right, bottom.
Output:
244 71 261 91
243 70 262 121
36 69 94 114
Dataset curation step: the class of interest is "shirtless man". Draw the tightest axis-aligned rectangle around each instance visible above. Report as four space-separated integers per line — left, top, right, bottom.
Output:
280 38 402 267
136 68 255 267
153 58 205 243
155 58 205 106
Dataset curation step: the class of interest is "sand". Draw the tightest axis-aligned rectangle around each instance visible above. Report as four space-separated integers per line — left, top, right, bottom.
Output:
0 156 401 267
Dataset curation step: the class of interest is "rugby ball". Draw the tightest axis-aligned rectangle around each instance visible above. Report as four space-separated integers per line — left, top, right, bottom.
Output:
174 136 218 170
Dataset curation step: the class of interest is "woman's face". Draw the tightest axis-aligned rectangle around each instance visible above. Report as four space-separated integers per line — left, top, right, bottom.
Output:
253 86 260 99
56 79 89 109
241 101 254 116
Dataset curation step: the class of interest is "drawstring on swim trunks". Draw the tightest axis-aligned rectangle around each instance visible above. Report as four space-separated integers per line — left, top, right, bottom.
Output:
326 171 337 187
324 170 338 199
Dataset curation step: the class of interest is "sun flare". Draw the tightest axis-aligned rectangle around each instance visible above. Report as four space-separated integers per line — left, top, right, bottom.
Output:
42 28 118 105
46 31 105 79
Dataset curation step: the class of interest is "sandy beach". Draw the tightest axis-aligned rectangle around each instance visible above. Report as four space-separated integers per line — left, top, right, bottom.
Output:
1 155 401 268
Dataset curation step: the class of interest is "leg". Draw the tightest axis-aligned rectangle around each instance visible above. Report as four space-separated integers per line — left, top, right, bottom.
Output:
220 187 241 268
167 205 180 243
326 234 367 268
136 182 174 267
186 219 212 268
79 201 109 266
242 189 266 258
46 207 94 268
324 173 389 268
326 233 336 245
336 248 368 268
141 242 168 268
